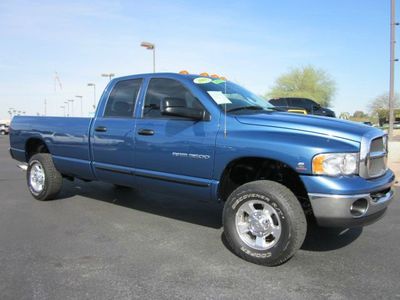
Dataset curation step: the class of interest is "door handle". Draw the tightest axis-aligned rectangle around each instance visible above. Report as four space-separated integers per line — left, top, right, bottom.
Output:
95 126 107 132
138 129 154 136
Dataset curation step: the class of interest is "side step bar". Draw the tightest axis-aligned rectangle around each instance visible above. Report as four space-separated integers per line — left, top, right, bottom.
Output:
17 163 28 171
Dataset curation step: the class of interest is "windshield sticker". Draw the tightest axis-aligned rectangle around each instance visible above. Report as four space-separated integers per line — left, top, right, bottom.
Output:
212 79 226 84
193 77 212 84
207 91 232 105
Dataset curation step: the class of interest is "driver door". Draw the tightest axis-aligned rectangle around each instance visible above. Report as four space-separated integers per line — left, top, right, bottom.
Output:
134 78 219 201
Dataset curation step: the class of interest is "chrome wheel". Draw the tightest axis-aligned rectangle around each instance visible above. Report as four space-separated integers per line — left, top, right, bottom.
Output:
235 200 282 250
29 161 45 194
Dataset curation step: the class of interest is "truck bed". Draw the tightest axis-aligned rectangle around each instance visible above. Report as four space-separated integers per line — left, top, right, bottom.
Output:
9 116 95 180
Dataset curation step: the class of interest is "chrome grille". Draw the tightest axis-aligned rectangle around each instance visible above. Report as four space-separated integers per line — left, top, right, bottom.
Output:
370 137 385 153
359 134 388 178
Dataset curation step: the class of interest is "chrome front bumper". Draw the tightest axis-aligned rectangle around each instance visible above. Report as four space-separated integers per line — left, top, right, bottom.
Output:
308 188 395 227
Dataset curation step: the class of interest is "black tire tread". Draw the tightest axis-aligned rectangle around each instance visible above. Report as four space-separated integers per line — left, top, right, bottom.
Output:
28 153 63 201
223 180 307 266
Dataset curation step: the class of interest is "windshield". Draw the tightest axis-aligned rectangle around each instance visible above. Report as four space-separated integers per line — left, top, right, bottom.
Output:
194 78 275 113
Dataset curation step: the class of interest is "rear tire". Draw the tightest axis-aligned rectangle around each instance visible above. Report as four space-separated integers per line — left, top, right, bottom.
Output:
0 130 5 135
223 180 307 266
27 153 63 200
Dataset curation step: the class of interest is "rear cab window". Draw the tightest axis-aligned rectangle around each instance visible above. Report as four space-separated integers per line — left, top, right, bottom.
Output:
104 79 142 118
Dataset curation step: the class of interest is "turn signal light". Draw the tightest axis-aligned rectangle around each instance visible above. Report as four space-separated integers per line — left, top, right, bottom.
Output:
312 154 325 174
179 70 189 74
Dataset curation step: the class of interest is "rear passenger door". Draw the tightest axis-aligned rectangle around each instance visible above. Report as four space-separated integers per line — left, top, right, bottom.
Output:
91 78 142 186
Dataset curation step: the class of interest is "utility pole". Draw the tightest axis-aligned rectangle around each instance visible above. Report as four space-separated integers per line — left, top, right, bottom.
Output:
389 0 398 139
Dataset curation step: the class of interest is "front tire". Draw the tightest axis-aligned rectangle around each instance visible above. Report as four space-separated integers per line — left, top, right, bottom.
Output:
223 180 307 266
27 153 63 200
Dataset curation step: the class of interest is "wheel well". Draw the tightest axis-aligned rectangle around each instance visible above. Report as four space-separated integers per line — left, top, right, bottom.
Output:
218 157 312 215
25 138 49 161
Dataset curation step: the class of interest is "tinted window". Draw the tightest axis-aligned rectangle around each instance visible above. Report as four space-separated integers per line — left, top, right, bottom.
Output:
269 99 287 106
143 78 203 118
286 98 302 107
104 79 142 118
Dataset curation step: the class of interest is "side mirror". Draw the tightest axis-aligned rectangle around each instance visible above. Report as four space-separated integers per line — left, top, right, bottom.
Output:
160 97 209 120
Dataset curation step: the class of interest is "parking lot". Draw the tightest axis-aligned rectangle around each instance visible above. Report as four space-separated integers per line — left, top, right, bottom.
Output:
0 136 399 299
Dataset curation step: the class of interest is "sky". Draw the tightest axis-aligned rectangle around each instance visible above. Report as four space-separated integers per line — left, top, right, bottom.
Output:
0 0 398 119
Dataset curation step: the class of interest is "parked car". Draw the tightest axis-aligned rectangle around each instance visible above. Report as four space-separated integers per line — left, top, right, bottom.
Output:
269 97 336 117
0 124 9 135
9 73 394 266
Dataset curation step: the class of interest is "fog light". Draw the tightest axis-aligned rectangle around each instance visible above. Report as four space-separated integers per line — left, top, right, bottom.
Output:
350 198 369 217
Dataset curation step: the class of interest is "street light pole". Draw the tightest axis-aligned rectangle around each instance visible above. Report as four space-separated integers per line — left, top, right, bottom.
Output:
64 101 70 117
8 108 14 118
68 99 74 116
140 41 156 72
101 73 115 82
153 47 155 73
60 106 65 116
87 83 97 111
75 95 83 116
389 0 398 140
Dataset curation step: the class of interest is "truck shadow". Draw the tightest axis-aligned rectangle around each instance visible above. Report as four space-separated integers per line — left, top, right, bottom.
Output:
59 180 362 250
58 180 224 229
301 223 362 252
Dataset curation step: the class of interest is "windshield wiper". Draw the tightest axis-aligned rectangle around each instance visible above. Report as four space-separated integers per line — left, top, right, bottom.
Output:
227 106 265 113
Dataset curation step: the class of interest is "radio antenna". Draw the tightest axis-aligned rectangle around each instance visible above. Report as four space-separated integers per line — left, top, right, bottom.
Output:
224 80 227 138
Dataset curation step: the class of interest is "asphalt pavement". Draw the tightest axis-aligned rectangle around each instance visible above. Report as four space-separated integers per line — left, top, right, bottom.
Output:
0 136 399 299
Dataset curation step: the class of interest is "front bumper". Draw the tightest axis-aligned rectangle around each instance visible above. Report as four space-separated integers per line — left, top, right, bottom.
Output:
308 188 394 227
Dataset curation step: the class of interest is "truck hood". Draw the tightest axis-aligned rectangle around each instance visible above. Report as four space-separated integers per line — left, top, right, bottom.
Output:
235 112 383 143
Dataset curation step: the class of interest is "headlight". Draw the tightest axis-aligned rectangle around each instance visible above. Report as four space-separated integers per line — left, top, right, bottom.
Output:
312 153 359 176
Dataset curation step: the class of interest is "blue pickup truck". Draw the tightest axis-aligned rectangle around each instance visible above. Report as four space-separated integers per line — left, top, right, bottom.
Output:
9 73 395 266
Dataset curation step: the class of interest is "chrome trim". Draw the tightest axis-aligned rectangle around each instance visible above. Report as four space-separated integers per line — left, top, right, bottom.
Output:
308 188 394 220
235 200 282 251
359 132 388 179
369 151 386 159
17 163 28 171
